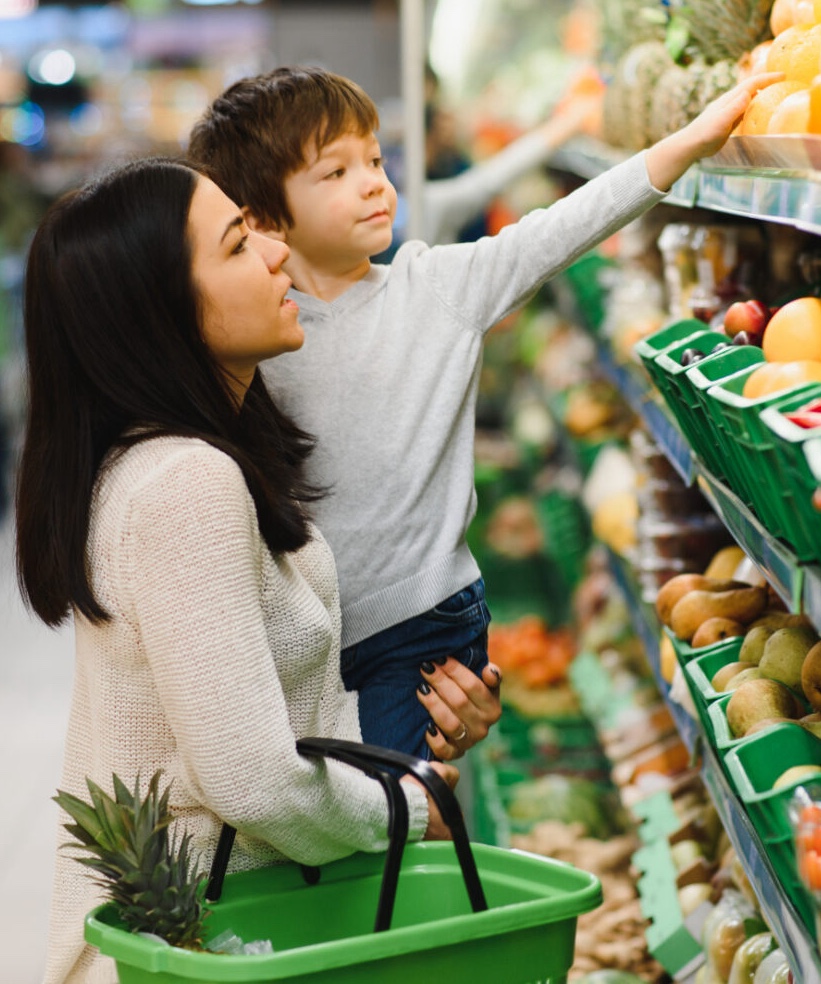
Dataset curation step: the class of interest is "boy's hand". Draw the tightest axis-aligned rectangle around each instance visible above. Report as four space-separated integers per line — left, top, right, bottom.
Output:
417 658 502 761
645 72 785 191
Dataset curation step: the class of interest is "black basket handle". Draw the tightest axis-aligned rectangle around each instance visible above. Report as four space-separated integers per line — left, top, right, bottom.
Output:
205 738 487 932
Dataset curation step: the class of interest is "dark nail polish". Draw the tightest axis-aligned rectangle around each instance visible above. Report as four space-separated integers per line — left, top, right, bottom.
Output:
420 661 435 674
433 655 447 666
418 681 431 695
427 722 438 736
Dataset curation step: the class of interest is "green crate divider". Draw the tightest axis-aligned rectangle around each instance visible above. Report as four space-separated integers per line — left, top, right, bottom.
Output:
759 396 821 564
652 329 729 422
682 638 746 730
633 839 704 976
634 318 708 388
705 369 821 528
561 253 617 332
683 346 766 481
724 722 821 842
632 789 682 843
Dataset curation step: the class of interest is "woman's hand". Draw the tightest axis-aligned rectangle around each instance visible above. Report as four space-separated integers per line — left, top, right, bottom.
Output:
401 761 460 840
645 72 784 191
417 658 502 761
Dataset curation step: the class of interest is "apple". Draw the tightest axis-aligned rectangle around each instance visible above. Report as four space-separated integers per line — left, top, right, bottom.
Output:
723 299 771 340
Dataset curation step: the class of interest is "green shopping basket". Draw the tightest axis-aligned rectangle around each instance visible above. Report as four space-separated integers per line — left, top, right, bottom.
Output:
85 739 602 984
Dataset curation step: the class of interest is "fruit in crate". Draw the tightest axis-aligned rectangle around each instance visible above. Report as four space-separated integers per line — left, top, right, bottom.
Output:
801 639 821 710
773 763 821 788
705 544 747 579
726 677 805 736
655 573 742 627
758 624 819 693
722 299 770 339
724 667 765 690
691 616 746 648
761 296 821 361
711 661 759 690
742 359 821 397
668 584 768 642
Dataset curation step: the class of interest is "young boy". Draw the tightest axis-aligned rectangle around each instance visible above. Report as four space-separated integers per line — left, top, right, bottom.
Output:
187 65 779 761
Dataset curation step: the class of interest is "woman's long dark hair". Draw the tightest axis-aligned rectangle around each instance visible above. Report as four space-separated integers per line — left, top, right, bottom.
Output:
16 157 321 627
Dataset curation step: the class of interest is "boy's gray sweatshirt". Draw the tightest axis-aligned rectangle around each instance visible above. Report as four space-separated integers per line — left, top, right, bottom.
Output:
262 152 666 648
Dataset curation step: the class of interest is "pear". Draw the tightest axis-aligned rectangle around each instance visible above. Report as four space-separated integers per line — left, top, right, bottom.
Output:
749 611 792 631
711 661 757 691
759 626 819 695
801 640 821 713
772 764 821 790
724 667 763 691
726 678 804 738
739 624 776 666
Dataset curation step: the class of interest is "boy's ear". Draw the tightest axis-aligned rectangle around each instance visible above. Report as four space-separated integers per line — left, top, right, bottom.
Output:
243 207 287 241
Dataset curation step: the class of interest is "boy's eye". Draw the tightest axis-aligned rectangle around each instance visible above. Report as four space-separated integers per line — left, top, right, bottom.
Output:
371 156 384 168
325 168 345 179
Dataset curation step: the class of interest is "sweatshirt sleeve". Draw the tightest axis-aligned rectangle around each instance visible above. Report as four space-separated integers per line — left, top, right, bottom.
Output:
419 151 666 332
118 443 427 865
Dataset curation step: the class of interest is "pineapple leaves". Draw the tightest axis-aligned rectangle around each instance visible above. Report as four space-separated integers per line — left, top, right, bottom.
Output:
53 770 208 949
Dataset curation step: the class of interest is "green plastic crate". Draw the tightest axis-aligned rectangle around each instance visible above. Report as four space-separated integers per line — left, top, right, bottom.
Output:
705 368 821 527
682 638 746 729
683 346 766 481
652 329 729 424
634 318 707 387
758 393 821 563
724 722 821 842
85 841 602 984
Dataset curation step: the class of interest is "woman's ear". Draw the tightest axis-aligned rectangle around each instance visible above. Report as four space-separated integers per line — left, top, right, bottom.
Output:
243 207 287 242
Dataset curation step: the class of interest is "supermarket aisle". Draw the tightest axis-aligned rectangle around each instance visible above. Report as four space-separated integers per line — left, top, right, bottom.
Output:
0 512 74 983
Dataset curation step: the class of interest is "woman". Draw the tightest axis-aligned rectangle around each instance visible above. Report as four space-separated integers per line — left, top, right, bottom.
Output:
16 158 501 983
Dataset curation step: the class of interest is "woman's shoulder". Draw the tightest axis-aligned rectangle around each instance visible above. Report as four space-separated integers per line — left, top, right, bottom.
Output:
98 435 246 509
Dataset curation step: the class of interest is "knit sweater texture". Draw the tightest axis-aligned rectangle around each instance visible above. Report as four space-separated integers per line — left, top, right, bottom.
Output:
262 152 665 649
43 436 428 984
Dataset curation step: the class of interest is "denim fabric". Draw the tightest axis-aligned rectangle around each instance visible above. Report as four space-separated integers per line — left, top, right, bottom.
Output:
341 578 491 761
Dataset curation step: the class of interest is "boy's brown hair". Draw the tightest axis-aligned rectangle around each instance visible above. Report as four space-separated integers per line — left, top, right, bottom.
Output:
188 65 380 231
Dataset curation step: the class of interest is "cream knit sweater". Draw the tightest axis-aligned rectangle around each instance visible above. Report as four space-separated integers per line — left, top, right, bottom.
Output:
42 436 428 984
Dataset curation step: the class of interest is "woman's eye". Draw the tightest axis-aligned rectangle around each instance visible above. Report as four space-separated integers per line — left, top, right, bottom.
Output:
232 235 248 255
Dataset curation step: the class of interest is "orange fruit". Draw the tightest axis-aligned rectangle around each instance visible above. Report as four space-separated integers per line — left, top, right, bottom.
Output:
762 296 821 360
767 87 811 131
739 80 807 134
811 74 821 131
771 0 799 34
766 24 821 84
742 360 821 397
738 41 774 80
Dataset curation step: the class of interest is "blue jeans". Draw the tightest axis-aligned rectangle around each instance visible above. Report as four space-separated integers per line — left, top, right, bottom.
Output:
341 578 491 761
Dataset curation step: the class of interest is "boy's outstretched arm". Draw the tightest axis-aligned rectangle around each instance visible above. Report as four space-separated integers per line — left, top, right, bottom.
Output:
645 72 784 191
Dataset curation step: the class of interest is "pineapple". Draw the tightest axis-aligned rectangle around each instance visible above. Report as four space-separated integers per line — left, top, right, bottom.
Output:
54 771 207 949
650 64 695 143
683 0 773 64
622 41 678 150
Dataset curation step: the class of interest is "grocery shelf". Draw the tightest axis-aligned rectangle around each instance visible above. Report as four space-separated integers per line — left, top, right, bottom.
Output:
608 548 821 981
550 137 821 234
701 741 821 982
